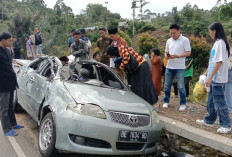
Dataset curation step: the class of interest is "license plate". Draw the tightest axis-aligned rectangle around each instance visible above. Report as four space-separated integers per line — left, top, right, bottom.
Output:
119 130 148 142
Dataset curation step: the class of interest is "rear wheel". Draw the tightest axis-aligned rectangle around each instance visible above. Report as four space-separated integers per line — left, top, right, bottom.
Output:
38 112 58 157
13 90 23 112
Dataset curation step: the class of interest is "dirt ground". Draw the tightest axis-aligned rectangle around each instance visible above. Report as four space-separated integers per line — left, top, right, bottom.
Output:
157 91 232 139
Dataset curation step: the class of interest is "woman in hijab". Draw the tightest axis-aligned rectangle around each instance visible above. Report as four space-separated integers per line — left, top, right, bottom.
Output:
107 44 159 109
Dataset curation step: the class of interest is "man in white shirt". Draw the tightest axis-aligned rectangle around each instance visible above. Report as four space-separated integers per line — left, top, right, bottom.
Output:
163 24 191 111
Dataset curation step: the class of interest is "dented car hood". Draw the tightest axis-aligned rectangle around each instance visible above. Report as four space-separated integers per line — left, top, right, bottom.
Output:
63 82 151 115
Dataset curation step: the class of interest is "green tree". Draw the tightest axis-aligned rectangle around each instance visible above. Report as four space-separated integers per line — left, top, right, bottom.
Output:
219 3 232 20
118 28 132 46
190 35 211 82
138 33 159 56
172 7 180 24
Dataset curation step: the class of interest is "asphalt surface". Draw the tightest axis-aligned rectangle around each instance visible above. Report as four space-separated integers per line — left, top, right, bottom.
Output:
0 122 40 157
0 113 146 157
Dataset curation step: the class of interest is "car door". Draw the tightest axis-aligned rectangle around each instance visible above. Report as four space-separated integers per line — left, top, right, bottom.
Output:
26 60 53 120
17 59 46 117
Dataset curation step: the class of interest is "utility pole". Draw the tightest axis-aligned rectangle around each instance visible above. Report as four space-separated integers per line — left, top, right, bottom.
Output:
131 0 138 37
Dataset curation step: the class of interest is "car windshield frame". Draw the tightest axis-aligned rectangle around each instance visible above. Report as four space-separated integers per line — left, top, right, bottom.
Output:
62 60 130 91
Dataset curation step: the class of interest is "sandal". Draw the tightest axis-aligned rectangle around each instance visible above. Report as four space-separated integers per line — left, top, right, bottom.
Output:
4 129 19 137
12 124 24 129
217 127 231 134
153 103 160 112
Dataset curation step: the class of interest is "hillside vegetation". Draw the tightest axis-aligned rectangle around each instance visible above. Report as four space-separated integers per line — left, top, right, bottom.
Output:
1 0 232 79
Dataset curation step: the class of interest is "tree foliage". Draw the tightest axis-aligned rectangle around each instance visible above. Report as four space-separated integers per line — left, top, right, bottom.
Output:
1 0 232 61
118 29 132 46
1 0 124 57
189 35 211 82
138 33 159 56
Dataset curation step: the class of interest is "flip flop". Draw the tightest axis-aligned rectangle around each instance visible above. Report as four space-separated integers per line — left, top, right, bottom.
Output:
12 124 24 129
153 103 160 112
4 129 19 137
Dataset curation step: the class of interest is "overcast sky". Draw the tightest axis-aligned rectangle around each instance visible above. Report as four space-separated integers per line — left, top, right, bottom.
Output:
44 0 231 19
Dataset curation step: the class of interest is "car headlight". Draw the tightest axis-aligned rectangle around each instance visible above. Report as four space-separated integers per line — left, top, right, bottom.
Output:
151 109 159 124
67 103 106 119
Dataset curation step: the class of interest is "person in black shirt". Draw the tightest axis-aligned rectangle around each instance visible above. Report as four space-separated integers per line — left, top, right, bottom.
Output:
0 32 23 137
13 37 21 59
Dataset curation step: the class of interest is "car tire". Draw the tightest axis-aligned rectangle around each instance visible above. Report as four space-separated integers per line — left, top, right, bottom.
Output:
38 112 58 157
13 90 23 112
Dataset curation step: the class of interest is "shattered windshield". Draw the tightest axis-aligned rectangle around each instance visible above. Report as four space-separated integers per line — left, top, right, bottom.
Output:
61 61 125 90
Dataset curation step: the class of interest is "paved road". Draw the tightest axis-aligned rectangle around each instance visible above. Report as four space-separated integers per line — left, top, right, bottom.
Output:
1 113 142 157
0 123 40 157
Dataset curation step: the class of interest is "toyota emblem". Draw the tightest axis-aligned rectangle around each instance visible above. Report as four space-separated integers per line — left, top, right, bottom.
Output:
129 115 138 124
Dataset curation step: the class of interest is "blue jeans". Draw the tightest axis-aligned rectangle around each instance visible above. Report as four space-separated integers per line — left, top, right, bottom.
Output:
163 68 186 105
204 82 231 128
225 69 232 111
37 45 42 55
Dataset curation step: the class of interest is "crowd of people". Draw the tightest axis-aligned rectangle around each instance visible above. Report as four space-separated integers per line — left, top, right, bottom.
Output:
8 28 43 60
0 21 232 137
68 23 232 134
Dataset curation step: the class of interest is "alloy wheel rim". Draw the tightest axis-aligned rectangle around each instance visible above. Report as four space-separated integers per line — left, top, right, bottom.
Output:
39 119 53 151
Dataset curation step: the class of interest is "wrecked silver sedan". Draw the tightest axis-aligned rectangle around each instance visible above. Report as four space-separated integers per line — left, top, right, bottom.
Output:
14 56 162 156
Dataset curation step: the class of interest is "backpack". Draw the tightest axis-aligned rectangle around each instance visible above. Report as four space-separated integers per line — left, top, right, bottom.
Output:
35 32 42 45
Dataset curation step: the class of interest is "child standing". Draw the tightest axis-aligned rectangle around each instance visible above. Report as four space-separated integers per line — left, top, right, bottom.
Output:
25 36 33 60
196 22 231 134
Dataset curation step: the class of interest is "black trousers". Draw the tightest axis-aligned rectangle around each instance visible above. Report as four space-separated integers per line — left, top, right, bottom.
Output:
14 51 21 59
173 76 192 97
0 91 17 133
184 76 192 97
173 82 178 96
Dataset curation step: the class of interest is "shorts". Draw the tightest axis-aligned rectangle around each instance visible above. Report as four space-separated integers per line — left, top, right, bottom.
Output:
27 50 33 57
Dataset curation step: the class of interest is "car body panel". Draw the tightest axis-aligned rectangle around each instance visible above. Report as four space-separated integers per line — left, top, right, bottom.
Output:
63 82 152 115
55 110 162 155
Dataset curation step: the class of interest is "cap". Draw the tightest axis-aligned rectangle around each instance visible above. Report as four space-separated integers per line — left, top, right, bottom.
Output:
80 29 86 34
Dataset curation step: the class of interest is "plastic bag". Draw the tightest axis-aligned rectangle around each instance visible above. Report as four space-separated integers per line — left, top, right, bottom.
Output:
193 81 208 102
199 75 210 92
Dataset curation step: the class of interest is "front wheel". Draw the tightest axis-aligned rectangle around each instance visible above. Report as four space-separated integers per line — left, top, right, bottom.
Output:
38 112 58 157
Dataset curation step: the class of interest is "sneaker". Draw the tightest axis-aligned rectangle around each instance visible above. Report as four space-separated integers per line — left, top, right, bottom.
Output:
196 119 214 127
179 105 186 111
217 127 231 134
163 103 169 108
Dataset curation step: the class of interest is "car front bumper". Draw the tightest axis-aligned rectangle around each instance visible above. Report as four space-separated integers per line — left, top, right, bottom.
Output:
55 110 162 155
